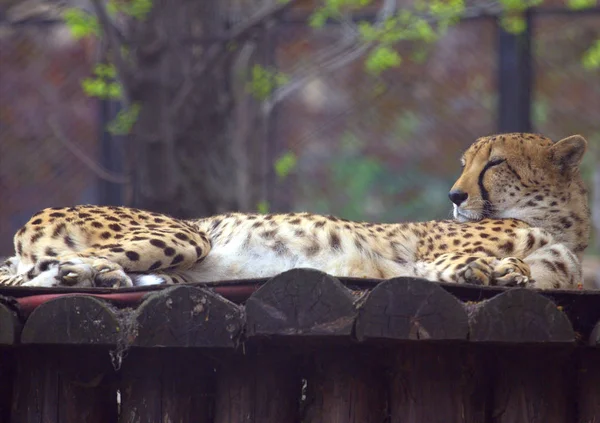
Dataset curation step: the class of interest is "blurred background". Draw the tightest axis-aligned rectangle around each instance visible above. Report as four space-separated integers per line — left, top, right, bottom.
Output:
0 0 599 287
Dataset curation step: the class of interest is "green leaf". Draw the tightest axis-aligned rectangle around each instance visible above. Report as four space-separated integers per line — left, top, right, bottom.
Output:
582 39 600 70
63 8 100 39
256 201 270 214
309 9 328 28
365 46 402 75
93 63 117 78
127 0 153 20
106 104 141 135
500 15 527 34
274 151 297 180
82 78 108 97
567 0 597 10
246 65 289 101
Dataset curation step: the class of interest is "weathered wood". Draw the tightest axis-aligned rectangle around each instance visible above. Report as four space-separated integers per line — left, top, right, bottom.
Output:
0 348 14 423
590 320 600 347
303 348 387 423
490 347 574 423
578 348 600 423
468 288 575 343
389 344 486 423
132 285 243 348
245 269 356 337
10 347 117 423
118 349 214 423
355 278 469 341
214 351 299 423
0 301 20 345
20 295 121 345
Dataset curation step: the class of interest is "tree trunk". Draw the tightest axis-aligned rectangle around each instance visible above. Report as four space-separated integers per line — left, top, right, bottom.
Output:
126 0 268 218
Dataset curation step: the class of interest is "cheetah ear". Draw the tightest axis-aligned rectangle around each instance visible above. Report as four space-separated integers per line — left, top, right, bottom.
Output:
549 135 587 172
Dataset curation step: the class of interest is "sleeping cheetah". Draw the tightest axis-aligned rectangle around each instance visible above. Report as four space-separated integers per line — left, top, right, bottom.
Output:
0 133 590 290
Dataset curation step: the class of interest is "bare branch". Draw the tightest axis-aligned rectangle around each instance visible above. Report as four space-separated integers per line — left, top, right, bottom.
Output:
90 0 132 107
264 0 505 112
227 0 297 44
48 117 130 185
170 0 298 119
262 0 396 113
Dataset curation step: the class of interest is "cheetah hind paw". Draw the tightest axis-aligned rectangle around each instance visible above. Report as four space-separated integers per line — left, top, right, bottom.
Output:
58 258 133 288
456 257 496 286
491 257 531 287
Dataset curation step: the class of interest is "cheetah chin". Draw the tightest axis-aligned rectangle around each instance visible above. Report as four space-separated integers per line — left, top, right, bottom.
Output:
453 206 483 223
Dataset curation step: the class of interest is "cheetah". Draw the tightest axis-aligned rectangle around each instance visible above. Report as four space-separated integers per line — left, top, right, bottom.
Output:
0 133 590 290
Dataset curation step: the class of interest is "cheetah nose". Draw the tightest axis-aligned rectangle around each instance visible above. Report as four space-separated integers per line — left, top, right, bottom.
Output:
449 189 468 206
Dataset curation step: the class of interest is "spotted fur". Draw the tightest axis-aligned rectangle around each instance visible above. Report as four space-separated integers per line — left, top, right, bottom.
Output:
0 133 590 289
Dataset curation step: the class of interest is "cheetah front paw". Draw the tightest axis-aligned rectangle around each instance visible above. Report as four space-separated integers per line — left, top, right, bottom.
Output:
57 258 133 288
456 257 496 286
491 257 531 287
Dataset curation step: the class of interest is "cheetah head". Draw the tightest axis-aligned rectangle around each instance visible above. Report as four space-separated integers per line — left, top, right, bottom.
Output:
448 133 589 230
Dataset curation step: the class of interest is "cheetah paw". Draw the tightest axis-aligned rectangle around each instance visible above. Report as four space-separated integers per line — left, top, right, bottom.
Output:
57 258 133 288
491 257 531 287
456 258 496 286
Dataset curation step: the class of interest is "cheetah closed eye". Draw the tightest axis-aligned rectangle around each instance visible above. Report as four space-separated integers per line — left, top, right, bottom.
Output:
0 133 589 290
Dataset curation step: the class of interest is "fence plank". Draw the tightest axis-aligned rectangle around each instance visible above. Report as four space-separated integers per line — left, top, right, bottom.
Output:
489 347 574 423
245 269 356 337
10 348 117 423
0 301 20 345
578 348 600 423
214 351 299 423
389 344 486 423
132 285 243 348
355 278 469 341
468 289 575 343
0 348 14 423
119 349 214 423
304 348 387 423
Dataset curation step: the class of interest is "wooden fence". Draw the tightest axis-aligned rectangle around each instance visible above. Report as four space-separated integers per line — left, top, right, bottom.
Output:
1 268 599 423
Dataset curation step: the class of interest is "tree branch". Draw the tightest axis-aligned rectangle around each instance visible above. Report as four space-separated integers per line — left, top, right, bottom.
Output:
90 0 132 107
264 0 505 113
170 0 298 119
48 117 130 184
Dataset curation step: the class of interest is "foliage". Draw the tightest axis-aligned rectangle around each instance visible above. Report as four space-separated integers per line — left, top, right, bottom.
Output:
106 104 141 135
582 40 600 70
63 9 100 39
274 151 298 180
246 65 290 101
82 63 121 99
63 0 153 135
256 201 270 214
61 0 599 218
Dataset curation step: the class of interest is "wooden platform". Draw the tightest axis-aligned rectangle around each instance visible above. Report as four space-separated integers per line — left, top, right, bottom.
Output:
1 269 599 423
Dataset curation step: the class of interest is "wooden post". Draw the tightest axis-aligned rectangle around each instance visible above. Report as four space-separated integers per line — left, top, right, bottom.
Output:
214 350 300 423
242 269 374 423
118 349 214 423
0 301 19 423
10 347 117 423
469 289 576 423
578 321 600 423
356 278 481 423
303 347 387 423
11 295 121 423
119 285 243 423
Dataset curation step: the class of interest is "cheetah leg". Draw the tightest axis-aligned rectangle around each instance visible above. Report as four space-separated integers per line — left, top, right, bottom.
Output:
0 257 24 286
522 243 581 289
416 254 531 287
43 231 211 288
